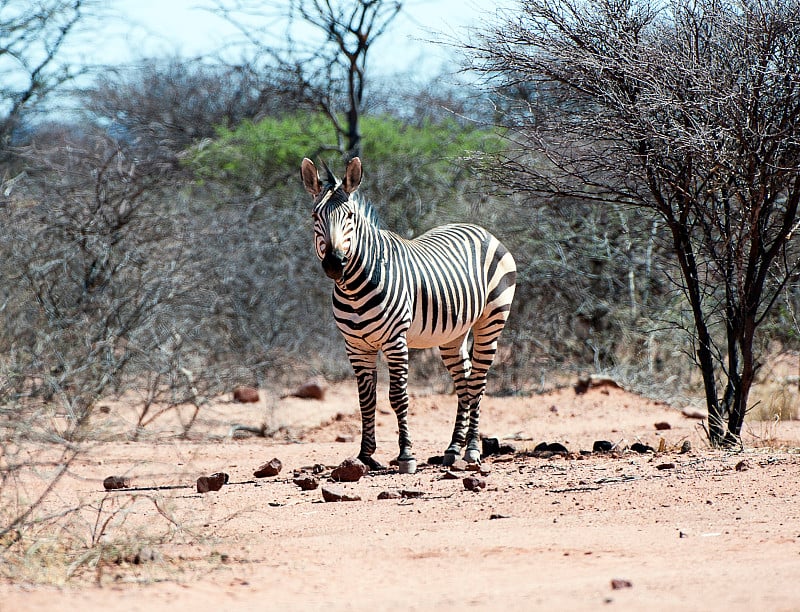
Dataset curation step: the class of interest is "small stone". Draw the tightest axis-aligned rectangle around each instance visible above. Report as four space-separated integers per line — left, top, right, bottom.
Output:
735 459 752 472
232 386 259 403
680 440 692 454
546 442 568 454
481 437 500 457
630 442 654 454
291 380 326 400
103 475 130 490
321 486 361 502
656 462 676 470
682 407 707 420
592 440 614 453
331 457 368 482
399 489 424 499
197 472 228 493
463 476 486 492
611 578 633 590
654 421 672 430
441 470 459 480
489 513 510 520
254 458 283 478
448 459 469 472
377 490 402 500
293 475 319 490
335 434 353 443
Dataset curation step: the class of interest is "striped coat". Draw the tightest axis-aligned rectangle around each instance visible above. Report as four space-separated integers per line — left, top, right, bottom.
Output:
302 157 516 471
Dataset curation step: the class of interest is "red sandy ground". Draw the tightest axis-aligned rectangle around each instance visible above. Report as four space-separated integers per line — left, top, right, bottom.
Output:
2 374 799 611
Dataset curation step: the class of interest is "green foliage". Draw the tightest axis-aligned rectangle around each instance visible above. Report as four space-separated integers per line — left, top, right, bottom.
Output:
183 112 505 198
185 114 337 192
360 115 505 165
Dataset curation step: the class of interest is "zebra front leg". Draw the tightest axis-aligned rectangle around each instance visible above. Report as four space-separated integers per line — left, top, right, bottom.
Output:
348 349 384 470
384 337 416 474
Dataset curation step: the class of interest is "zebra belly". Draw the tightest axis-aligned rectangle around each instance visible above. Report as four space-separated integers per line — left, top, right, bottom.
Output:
405 319 473 349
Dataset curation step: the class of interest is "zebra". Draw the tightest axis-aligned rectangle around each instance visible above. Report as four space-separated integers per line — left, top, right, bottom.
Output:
301 156 516 473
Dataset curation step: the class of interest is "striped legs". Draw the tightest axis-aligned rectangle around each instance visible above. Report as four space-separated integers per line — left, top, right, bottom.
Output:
439 333 472 464
347 347 383 470
440 318 506 464
347 337 414 470
383 336 414 465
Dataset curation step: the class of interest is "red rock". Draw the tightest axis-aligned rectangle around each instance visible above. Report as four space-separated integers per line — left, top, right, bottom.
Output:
197 472 228 493
331 457 368 482
611 578 633 590
254 458 282 478
321 486 361 502
103 475 130 490
463 476 486 491
233 386 259 403
293 475 319 490
292 380 326 400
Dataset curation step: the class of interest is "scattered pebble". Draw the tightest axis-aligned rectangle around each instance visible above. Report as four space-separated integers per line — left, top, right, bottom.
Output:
232 386 259 403
254 458 283 478
290 380 326 400
630 442 655 454
293 475 319 491
682 407 707 420
611 578 633 590
654 421 672 430
463 476 486 492
331 457 368 482
592 440 614 453
103 475 130 490
197 472 228 493
735 459 752 472
321 485 361 502
656 462 676 470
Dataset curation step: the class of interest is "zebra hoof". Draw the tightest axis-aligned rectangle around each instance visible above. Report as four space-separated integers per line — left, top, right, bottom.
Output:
398 458 417 474
442 452 460 467
464 449 481 464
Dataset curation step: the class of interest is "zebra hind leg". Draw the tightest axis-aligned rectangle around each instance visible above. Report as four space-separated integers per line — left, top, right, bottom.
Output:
439 334 472 465
461 315 510 463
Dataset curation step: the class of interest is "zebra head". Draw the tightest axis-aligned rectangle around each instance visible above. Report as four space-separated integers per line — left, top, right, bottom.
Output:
301 157 363 281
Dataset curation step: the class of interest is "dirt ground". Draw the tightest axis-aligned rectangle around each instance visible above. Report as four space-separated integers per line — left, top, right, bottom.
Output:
2 367 800 611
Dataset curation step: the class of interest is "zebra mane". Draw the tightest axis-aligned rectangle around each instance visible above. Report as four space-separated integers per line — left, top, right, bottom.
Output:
351 192 381 229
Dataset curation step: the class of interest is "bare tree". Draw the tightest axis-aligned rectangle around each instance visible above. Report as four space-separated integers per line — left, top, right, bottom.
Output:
213 0 402 158
467 0 800 446
0 0 100 150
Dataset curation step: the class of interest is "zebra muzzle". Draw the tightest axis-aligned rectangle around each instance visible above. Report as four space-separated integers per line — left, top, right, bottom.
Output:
322 249 347 280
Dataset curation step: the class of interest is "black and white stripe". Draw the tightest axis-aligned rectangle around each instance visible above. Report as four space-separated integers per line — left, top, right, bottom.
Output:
302 157 516 471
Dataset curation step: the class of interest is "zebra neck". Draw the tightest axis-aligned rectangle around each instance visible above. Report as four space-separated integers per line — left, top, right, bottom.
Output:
335 218 388 295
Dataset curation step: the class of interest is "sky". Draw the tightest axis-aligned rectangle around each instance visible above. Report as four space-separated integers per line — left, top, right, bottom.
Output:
90 0 509 77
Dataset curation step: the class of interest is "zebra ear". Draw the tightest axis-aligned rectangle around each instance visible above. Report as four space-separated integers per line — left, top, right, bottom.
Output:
342 157 362 194
301 158 322 197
